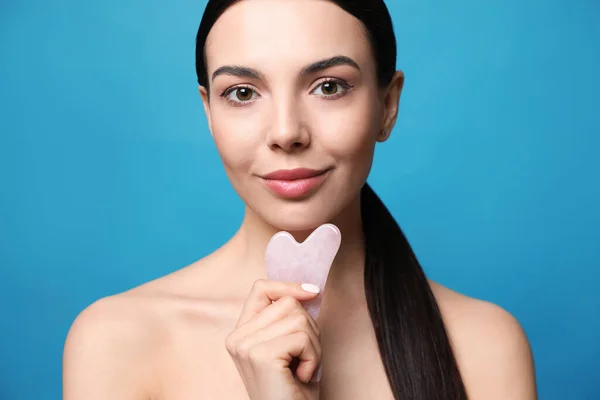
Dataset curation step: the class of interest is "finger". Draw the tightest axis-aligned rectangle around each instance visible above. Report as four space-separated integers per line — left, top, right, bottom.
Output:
233 313 321 363
234 295 320 340
249 331 320 384
237 279 320 327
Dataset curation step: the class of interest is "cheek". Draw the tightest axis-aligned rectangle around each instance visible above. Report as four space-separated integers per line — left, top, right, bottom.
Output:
316 95 380 164
209 107 262 174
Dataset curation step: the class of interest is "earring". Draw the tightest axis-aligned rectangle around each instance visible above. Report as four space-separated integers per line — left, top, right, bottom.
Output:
379 129 388 140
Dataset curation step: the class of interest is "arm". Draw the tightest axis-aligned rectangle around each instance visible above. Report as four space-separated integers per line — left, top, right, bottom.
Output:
62 296 159 400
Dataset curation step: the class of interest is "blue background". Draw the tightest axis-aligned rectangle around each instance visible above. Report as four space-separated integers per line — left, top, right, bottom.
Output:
1 0 598 398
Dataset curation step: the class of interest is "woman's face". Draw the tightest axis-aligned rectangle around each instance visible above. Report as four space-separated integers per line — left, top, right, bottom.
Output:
200 0 402 231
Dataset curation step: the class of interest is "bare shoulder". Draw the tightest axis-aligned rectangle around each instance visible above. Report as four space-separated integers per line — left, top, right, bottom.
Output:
63 251 243 400
62 289 170 400
429 281 537 400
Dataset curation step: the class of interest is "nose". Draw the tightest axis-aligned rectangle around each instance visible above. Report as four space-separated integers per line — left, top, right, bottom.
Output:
265 98 310 152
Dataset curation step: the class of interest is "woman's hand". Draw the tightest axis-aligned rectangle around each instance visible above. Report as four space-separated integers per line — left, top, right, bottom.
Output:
226 279 323 400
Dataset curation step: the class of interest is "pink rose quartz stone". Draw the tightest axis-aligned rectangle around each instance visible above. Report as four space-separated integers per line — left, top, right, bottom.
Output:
265 223 342 320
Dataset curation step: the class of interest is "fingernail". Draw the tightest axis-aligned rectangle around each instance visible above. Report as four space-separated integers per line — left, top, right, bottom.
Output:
316 365 323 383
310 364 323 383
301 283 320 294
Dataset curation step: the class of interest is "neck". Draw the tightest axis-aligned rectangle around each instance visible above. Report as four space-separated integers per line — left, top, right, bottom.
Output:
231 195 366 299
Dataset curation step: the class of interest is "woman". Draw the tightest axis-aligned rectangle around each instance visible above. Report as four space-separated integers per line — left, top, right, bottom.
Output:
63 0 537 399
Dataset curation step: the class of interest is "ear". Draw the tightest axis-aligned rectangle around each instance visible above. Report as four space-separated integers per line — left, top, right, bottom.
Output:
198 85 213 136
378 71 405 143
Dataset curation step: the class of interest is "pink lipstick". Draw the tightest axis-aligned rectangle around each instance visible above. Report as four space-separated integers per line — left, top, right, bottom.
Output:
261 168 330 199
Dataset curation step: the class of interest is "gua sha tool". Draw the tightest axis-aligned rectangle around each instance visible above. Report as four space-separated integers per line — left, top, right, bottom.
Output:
265 224 341 320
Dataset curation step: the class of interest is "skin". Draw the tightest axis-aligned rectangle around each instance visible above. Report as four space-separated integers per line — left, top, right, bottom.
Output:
62 1 537 399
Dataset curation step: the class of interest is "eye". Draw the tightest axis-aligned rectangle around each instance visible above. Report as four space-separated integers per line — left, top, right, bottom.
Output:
311 79 353 99
221 86 260 105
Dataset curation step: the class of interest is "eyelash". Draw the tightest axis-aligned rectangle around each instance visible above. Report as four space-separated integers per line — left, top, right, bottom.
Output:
219 78 354 107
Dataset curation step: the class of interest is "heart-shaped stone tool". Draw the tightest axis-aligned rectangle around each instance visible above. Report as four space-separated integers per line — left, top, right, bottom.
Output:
265 223 342 320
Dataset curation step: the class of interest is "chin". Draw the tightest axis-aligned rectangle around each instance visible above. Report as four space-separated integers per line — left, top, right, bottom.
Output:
266 206 334 233
252 198 339 233
241 179 361 233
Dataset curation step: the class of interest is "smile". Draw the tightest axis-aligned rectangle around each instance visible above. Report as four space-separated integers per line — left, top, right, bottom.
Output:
260 168 331 199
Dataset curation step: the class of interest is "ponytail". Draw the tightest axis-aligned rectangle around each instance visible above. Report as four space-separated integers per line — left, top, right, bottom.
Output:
361 183 468 399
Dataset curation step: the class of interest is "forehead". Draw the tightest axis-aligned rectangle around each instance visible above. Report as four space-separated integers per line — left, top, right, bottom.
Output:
204 0 372 73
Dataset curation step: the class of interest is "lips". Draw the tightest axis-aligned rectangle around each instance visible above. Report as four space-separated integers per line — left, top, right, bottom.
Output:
260 168 331 199
262 168 328 180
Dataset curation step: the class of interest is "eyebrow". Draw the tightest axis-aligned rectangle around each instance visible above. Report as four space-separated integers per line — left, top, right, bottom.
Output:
211 55 361 82
300 55 361 76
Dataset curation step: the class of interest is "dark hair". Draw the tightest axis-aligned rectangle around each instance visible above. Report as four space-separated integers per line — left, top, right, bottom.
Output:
195 1 468 398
